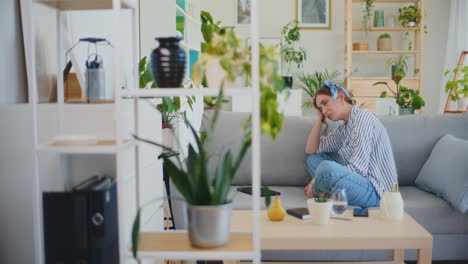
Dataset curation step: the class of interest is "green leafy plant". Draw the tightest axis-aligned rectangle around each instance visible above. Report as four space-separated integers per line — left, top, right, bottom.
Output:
130 91 254 258
278 20 308 76
157 97 181 128
378 33 391 39
195 28 284 139
386 55 409 74
444 65 468 101
192 28 251 86
373 69 425 111
398 5 427 51
297 70 340 108
313 176 346 203
204 96 229 109
258 44 286 139
200 11 223 49
361 0 375 35
139 56 156 88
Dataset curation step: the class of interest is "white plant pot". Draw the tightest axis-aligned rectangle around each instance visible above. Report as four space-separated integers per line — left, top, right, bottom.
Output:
307 199 332 225
205 58 226 89
162 127 174 150
447 100 458 111
457 97 468 111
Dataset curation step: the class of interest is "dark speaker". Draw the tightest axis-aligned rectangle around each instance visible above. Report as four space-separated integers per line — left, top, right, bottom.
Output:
43 176 119 264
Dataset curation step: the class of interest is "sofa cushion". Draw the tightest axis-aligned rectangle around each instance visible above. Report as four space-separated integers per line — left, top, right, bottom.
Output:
230 185 468 235
414 134 468 213
379 114 468 185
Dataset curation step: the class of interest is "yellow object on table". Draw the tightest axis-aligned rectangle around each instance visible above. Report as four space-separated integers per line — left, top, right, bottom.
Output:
268 198 286 221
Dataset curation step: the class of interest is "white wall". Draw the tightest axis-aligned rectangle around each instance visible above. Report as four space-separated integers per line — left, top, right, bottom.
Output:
0 105 36 264
201 0 451 115
0 1 28 103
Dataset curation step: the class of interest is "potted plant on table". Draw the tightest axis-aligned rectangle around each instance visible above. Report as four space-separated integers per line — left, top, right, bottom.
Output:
444 65 468 111
377 33 392 51
373 69 425 115
278 20 308 88
386 55 408 78
131 92 252 254
307 176 345 225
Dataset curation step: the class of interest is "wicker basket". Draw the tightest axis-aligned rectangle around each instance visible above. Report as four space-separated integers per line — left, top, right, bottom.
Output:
353 42 369 51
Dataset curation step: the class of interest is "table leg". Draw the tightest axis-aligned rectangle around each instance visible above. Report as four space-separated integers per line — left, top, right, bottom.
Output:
393 248 404 263
417 248 432 264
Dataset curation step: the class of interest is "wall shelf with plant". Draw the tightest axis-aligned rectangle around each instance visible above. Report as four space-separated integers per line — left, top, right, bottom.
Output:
345 0 425 112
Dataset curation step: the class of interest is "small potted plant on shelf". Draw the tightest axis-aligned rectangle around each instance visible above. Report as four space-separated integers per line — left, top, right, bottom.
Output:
204 95 229 110
192 28 250 89
354 0 374 51
377 33 392 51
398 5 427 51
386 55 408 78
156 97 181 149
278 20 308 88
373 68 425 115
444 65 468 111
297 70 340 109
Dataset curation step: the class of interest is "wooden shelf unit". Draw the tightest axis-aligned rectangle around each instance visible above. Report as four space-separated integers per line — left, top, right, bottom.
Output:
352 50 419 54
345 0 425 112
353 27 419 31
352 0 418 3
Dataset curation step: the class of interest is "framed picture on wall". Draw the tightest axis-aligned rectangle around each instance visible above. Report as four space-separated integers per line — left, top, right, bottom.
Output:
236 0 251 25
296 0 331 30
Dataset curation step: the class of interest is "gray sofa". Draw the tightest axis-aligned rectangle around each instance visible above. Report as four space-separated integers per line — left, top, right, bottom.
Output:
171 111 468 261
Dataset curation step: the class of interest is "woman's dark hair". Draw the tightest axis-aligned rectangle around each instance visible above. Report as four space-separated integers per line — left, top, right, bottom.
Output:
312 85 356 133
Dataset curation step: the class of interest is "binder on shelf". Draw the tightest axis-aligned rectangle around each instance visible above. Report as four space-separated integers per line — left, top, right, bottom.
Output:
43 175 119 264
176 16 185 37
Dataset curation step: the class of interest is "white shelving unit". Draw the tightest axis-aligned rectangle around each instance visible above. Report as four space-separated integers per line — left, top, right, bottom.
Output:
25 0 262 263
24 0 141 263
134 0 262 263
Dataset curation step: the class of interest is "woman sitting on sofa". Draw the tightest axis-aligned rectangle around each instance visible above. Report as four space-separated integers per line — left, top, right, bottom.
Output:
304 81 398 208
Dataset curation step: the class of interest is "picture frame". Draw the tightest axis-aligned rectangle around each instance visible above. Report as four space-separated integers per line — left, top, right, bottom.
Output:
236 0 251 26
295 0 331 30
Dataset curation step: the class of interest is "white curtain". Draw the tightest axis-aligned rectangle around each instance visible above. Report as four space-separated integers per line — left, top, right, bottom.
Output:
439 0 468 113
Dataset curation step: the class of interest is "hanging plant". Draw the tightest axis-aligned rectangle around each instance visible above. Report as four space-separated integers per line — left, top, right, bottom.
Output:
361 0 375 37
398 5 427 51
278 20 308 76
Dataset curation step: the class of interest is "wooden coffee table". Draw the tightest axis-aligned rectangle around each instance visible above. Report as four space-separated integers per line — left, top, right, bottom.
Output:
231 210 432 263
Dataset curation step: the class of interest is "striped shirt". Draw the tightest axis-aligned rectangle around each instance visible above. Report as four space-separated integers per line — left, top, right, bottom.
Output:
317 106 398 197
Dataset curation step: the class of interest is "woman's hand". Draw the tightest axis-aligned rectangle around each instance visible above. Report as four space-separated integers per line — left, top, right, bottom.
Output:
303 178 316 198
312 98 325 123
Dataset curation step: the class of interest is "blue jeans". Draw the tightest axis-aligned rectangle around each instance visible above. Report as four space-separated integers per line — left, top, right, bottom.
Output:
306 153 380 208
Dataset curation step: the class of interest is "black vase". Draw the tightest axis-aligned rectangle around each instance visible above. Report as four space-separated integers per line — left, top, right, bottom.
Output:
282 76 293 89
151 36 186 88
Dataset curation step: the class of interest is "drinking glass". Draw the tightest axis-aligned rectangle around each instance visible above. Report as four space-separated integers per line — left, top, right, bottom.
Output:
331 188 348 215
